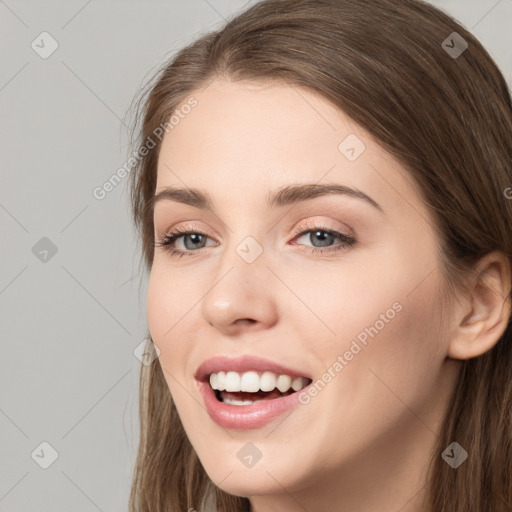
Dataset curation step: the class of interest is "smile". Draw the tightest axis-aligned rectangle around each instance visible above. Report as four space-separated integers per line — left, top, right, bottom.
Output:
210 371 311 405
195 356 313 429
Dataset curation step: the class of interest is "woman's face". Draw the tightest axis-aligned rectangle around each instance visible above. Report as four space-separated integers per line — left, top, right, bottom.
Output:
147 79 458 507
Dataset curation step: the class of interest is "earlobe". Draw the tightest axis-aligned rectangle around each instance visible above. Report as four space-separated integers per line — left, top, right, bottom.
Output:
447 251 511 360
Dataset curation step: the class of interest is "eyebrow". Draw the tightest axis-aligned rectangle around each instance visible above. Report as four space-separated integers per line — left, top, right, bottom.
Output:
151 183 383 213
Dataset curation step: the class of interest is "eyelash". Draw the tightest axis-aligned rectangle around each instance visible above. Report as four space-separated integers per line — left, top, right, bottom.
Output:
153 221 357 259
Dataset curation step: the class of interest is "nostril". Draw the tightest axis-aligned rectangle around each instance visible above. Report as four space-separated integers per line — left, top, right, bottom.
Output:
236 318 257 326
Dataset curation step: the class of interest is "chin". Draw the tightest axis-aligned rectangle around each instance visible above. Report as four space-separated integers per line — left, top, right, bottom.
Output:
197 446 315 497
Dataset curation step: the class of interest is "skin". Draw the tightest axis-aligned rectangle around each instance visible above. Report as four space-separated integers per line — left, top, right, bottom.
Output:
147 78 511 512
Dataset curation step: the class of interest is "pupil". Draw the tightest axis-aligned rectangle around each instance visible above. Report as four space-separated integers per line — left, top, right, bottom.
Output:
312 230 333 247
185 233 204 250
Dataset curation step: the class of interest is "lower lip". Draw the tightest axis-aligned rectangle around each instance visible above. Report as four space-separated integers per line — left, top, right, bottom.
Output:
197 380 307 430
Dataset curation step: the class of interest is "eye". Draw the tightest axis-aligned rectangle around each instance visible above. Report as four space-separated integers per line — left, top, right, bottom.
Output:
290 221 357 255
153 226 215 258
153 221 357 258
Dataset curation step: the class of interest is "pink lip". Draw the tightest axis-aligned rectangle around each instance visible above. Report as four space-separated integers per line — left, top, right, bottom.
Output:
196 379 311 430
194 355 312 382
194 355 313 430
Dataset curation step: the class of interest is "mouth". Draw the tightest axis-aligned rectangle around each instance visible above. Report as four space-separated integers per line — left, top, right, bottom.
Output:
194 355 314 429
209 371 312 406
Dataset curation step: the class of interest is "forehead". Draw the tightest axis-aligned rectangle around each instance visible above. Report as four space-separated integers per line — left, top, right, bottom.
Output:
155 78 422 219
158 79 353 168
194 78 347 129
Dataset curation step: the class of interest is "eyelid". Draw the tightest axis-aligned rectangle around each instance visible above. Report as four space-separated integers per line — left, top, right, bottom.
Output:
154 216 357 260
289 217 354 239
156 217 352 244
156 221 213 239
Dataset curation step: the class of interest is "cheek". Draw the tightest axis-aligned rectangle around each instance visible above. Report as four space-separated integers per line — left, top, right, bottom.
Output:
331 236 443 357
146 268 169 346
146 266 193 370
321 267 446 431
306 245 446 413
297 279 446 472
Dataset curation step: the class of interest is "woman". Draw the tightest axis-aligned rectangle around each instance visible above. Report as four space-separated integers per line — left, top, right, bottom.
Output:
127 0 512 510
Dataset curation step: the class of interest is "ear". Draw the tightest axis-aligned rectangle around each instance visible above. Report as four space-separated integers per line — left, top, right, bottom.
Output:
448 251 511 360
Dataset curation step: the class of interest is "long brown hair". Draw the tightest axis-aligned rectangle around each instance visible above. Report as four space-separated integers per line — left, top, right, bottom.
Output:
127 0 512 510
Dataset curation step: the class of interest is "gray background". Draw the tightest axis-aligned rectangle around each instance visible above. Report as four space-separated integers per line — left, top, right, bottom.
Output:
0 0 510 510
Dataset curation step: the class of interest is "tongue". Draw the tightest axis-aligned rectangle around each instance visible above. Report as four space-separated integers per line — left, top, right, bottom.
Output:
220 389 292 402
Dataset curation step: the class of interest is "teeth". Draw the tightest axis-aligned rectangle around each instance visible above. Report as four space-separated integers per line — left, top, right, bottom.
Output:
216 371 226 391
291 376 305 391
223 397 263 406
240 371 260 392
276 374 292 393
209 370 309 393
260 371 276 392
225 371 241 392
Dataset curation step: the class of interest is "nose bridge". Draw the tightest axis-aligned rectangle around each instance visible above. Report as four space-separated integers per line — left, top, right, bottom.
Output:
216 211 269 273
201 232 278 331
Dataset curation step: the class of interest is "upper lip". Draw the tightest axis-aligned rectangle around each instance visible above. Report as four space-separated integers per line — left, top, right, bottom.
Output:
195 355 313 382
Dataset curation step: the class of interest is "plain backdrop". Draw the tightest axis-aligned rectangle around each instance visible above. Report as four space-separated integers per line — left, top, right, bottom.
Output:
0 0 511 510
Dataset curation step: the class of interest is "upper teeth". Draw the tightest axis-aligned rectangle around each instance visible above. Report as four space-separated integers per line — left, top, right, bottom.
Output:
209 371 309 393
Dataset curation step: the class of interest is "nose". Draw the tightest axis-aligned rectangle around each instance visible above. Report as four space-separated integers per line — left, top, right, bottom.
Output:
201 250 279 336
